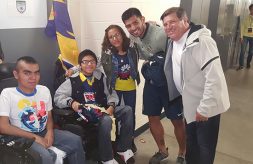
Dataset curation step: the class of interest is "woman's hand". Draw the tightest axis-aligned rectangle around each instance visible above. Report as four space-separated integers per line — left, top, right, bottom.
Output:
106 106 114 116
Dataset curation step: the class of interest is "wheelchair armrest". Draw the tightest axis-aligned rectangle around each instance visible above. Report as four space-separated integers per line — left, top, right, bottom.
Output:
53 107 74 116
0 134 34 150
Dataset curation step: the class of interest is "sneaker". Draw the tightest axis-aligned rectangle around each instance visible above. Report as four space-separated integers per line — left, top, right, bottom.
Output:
176 156 185 164
131 141 137 154
114 155 125 164
117 149 134 164
247 64 251 69
149 149 168 164
126 157 135 164
236 66 243 71
102 159 119 164
114 156 135 164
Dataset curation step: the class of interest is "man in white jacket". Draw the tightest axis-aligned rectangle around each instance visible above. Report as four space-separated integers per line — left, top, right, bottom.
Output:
161 7 230 164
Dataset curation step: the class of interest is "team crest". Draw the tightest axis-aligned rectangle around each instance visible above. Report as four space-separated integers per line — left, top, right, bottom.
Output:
16 0 26 14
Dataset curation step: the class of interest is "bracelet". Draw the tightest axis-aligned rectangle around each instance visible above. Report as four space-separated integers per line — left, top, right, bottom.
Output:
108 102 115 108
67 99 74 107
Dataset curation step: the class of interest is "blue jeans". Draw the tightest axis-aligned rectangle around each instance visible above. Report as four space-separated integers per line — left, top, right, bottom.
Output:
98 105 133 161
239 36 253 66
185 114 220 164
29 129 86 164
116 90 136 132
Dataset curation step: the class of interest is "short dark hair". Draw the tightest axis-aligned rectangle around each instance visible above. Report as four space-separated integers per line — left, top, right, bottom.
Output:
249 4 253 10
122 7 142 23
78 49 98 65
15 56 38 70
101 25 130 54
160 7 188 21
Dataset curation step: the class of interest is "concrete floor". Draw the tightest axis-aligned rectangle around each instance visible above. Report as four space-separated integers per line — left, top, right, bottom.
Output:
133 67 253 164
87 67 253 164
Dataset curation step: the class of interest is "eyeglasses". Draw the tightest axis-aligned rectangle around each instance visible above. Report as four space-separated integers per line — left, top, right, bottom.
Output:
81 60 96 65
108 33 121 40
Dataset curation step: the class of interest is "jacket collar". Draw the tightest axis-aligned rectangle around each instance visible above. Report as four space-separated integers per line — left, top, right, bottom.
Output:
187 22 202 38
185 22 203 46
72 69 102 80
165 22 205 54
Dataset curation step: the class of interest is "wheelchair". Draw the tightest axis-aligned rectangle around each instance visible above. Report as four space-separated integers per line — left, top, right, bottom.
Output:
53 60 100 162
0 63 41 164
53 60 123 163
1 62 99 163
53 106 100 162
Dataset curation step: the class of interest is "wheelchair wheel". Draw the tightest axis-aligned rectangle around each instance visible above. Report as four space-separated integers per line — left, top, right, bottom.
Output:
0 147 39 164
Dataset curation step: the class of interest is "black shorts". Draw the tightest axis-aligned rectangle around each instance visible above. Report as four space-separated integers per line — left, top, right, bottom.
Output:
142 82 183 120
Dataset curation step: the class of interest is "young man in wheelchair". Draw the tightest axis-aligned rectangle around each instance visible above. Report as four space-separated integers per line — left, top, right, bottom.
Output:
0 56 86 164
54 49 135 164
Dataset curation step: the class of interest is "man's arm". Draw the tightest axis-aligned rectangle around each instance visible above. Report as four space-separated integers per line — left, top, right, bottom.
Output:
65 65 80 77
54 79 73 108
103 75 118 105
101 73 118 115
0 116 36 139
44 111 54 147
131 24 167 60
240 16 246 40
194 37 227 119
54 78 82 112
0 116 48 147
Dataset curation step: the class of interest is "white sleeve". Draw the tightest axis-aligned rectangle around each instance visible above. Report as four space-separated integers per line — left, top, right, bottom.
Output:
45 87 53 112
0 89 11 116
54 79 73 108
195 37 224 116
102 74 119 105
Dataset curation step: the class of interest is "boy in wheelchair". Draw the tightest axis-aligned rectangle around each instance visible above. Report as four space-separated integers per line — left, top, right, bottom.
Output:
54 49 135 164
0 56 86 164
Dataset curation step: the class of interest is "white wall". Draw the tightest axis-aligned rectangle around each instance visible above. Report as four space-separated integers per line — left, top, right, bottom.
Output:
68 0 180 55
131 0 180 26
68 0 180 129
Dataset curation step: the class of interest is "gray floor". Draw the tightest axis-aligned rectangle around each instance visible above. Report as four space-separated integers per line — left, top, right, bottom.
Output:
134 68 253 164
87 67 253 164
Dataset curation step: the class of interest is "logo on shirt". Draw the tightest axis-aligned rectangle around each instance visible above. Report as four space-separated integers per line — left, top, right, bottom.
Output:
83 92 96 104
118 64 131 80
18 99 47 132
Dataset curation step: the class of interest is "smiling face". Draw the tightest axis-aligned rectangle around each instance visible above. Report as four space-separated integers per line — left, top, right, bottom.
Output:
13 61 40 93
124 15 146 37
162 12 189 41
107 28 123 51
80 55 97 76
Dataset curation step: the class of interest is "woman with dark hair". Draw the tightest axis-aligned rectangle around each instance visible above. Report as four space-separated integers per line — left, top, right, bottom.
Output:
101 25 140 152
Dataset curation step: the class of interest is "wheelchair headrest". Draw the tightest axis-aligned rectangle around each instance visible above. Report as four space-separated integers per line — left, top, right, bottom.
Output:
0 63 16 80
